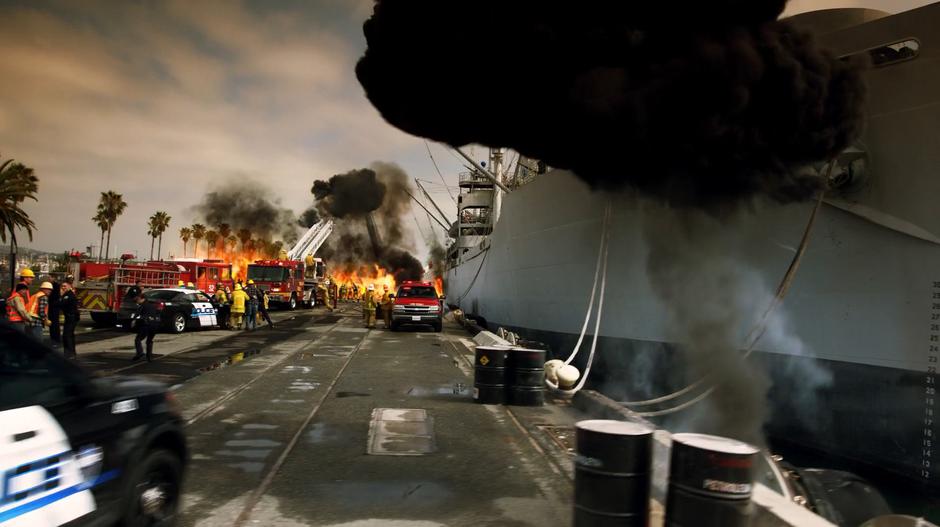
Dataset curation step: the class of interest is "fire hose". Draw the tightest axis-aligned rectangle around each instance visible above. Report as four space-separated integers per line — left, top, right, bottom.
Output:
623 162 833 417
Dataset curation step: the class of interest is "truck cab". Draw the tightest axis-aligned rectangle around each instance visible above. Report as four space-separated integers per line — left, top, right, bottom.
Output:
390 280 444 332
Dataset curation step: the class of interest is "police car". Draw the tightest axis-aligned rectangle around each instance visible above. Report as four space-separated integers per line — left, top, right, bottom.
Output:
0 322 187 526
118 288 219 334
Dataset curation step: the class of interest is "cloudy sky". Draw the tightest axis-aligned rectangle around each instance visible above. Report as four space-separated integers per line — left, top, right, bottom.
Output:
0 0 932 259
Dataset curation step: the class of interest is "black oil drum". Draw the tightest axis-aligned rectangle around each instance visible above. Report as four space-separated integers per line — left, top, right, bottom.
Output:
473 346 507 405
665 433 759 527
574 420 654 527
506 347 546 407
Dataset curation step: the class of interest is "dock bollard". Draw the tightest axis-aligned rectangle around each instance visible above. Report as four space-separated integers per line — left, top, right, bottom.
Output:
473 346 507 404
574 420 654 527
506 347 546 406
665 433 759 527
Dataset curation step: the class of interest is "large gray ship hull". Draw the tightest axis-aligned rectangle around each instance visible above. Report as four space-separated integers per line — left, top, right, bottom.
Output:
445 169 939 485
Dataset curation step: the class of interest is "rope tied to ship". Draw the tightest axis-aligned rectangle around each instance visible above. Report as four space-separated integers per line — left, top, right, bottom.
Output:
545 200 613 395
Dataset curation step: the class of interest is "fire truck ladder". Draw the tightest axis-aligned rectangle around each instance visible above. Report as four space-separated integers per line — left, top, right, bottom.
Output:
287 219 334 261
114 268 181 288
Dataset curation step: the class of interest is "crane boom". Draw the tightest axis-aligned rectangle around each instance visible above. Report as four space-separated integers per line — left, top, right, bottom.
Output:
287 219 334 261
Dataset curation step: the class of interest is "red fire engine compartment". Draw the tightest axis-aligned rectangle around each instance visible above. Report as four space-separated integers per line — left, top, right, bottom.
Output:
74 258 234 325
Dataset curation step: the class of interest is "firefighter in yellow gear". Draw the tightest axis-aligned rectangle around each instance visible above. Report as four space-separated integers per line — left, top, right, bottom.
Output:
380 284 393 329
214 285 230 329
323 279 334 312
362 284 377 329
230 283 249 330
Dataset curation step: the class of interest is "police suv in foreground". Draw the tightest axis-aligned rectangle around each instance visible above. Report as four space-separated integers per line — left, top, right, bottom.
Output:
0 322 187 526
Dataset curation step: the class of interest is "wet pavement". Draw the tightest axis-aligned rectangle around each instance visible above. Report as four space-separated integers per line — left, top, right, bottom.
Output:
78 304 580 526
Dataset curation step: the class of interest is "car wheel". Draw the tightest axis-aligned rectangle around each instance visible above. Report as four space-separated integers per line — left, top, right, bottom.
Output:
121 449 182 527
172 313 186 334
433 320 443 333
390 321 399 332
289 295 298 310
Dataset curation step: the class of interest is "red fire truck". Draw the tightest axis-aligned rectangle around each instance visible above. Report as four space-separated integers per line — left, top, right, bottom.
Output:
73 257 181 326
160 259 234 295
246 256 326 310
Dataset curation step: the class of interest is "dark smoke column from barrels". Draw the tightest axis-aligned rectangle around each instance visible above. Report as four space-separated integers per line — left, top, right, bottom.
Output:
574 420 654 527
665 433 759 527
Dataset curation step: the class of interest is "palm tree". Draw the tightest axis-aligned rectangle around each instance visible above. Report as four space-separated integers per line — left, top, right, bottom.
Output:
153 211 171 260
217 223 232 245
179 227 192 257
97 191 127 260
237 228 252 251
147 214 159 260
91 211 109 261
0 156 39 291
191 223 206 259
205 230 219 258
226 235 238 255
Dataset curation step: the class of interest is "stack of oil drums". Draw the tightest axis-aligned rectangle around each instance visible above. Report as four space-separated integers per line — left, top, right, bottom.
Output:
665 433 759 527
472 346 545 406
574 420 654 526
572 420 760 527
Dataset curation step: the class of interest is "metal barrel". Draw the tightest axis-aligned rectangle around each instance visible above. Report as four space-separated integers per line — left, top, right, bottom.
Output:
665 433 759 527
574 420 654 527
473 346 507 405
506 348 546 407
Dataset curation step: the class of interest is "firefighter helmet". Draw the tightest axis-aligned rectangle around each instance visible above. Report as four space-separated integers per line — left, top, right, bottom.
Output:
19 268 35 278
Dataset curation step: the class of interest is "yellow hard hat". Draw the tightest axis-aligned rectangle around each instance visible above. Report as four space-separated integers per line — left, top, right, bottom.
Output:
19 268 35 278
178 280 185 286
187 282 194 288
39 281 54 290
235 284 243 290
248 279 254 285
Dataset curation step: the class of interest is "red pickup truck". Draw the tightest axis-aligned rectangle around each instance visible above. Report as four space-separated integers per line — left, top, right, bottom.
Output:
390 280 443 332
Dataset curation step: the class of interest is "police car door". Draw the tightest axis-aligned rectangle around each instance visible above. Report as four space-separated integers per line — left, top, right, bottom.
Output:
0 328 123 525
185 292 217 327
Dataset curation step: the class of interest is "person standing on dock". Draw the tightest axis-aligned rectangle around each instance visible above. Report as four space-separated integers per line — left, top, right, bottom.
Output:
60 281 79 359
214 283 230 330
131 294 161 362
362 284 377 329
27 281 53 341
245 280 259 331
380 284 393 329
258 289 274 328
230 283 248 330
6 284 33 332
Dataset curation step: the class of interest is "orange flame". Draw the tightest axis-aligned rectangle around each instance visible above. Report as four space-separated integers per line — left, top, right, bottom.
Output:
434 276 443 296
330 264 398 293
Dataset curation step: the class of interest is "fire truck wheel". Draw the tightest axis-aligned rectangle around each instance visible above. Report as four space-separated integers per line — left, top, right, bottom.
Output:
289 295 298 310
171 313 187 334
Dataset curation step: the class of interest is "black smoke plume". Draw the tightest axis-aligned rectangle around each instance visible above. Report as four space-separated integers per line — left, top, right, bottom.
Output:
194 180 298 243
356 0 867 208
298 207 320 228
314 162 424 283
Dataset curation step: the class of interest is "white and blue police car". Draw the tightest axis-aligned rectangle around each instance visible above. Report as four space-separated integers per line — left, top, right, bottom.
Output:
0 322 187 526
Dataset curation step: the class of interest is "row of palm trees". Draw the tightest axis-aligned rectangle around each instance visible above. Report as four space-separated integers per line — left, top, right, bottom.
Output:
178 224 283 259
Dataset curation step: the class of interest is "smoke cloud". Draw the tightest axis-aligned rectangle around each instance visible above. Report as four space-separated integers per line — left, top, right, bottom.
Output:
356 0 867 208
642 205 831 444
298 207 320 229
314 162 424 283
194 180 298 244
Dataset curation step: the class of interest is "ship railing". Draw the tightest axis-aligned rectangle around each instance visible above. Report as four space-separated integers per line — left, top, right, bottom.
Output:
458 171 493 186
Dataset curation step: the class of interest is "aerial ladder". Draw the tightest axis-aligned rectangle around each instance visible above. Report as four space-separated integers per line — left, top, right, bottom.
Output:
287 219 334 261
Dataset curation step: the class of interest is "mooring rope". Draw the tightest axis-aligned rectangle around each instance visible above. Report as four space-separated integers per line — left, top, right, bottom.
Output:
545 200 612 395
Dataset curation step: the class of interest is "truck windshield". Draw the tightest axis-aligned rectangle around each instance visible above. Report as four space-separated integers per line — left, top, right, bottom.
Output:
396 286 437 298
247 265 289 282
